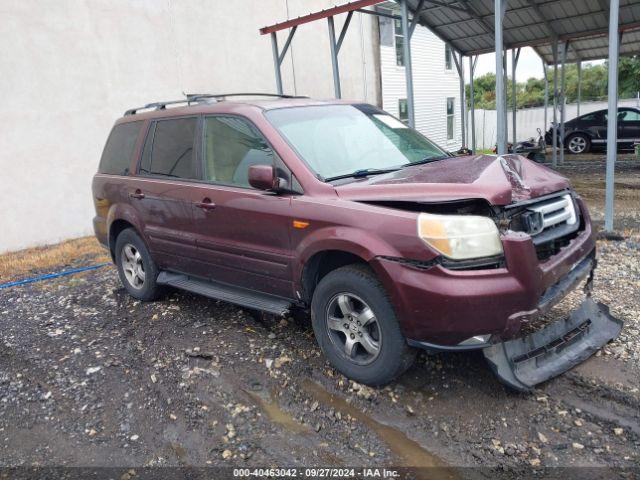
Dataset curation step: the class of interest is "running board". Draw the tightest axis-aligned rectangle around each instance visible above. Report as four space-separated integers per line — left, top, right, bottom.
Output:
157 272 292 316
483 298 623 392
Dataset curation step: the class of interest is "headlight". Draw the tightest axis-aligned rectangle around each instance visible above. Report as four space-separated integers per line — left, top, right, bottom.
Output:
417 213 503 260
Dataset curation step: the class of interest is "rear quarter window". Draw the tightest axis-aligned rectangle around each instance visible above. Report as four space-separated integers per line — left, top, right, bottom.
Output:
98 121 143 175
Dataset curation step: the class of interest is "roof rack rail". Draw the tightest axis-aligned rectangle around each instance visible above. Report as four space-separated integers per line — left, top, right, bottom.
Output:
187 92 307 101
124 93 307 116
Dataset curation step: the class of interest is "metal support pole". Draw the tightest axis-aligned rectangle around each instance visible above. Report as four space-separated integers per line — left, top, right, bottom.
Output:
459 53 466 147
504 49 509 144
543 58 548 143
469 55 478 153
511 48 520 145
328 16 342 99
271 32 283 95
327 12 353 99
605 0 620 232
552 39 559 167
559 41 568 165
577 61 582 117
494 0 507 155
399 0 415 127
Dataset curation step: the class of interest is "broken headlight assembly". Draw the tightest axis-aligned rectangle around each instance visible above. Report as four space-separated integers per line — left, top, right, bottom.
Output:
417 213 503 260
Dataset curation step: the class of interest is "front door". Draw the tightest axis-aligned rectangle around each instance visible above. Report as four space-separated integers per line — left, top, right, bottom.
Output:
619 109 640 148
188 115 295 299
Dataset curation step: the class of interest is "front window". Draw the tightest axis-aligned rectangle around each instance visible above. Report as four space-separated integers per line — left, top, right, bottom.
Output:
265 104 447 181
446 97 455 140
203 116 275 188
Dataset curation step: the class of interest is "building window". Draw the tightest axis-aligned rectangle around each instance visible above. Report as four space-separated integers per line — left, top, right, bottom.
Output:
446 97 455 140
398 99 408 123
394 17 405 66
445 44 453 70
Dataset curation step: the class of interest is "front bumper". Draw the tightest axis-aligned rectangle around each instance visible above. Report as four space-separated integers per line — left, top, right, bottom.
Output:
371 199 597 346
484 298 622 392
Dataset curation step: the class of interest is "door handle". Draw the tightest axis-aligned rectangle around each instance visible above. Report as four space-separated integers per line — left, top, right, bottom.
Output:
129 189 145 199
195 198 216 210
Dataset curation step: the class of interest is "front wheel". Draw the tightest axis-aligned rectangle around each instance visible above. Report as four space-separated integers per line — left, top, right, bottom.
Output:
566 133 591 154
311 265 416 386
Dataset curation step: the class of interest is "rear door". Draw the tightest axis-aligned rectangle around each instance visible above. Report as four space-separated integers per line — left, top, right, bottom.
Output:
130 116 203 273
187 115 295 298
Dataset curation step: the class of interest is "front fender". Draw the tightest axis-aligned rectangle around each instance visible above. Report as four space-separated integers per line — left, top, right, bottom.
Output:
293 225 405 293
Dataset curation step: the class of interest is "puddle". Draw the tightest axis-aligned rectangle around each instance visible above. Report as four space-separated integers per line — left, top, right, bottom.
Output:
170 442 188 463
246 390 310 435
302 380 458 479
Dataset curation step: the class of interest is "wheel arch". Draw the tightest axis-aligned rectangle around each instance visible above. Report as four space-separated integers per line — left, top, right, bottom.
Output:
106 204 147 261
300 250 368 304
295 227 402 304
564 129 593 143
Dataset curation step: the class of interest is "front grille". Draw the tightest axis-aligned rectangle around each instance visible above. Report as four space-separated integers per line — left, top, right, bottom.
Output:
506 191 582 261
527 194 578 235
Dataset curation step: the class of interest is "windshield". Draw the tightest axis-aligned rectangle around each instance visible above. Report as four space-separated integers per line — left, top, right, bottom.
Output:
265 104 447 180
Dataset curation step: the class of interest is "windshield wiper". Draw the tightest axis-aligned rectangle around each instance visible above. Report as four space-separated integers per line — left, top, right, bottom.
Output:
402 154 451 168
325 167 399 182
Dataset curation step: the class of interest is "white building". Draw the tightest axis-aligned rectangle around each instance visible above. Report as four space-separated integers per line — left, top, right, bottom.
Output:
376 3 463 150
0 1 461 253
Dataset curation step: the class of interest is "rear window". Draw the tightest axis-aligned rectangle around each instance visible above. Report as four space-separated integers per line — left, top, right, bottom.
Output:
139 117 198 179
98 121 142 175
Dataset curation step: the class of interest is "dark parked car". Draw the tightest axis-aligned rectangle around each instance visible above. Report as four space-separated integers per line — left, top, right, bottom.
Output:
545 107 640 154
93 94 621 391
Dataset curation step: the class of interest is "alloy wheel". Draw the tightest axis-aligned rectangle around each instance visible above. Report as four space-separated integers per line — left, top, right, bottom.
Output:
568 136 587 154
121 243 145 289
325 293 381 365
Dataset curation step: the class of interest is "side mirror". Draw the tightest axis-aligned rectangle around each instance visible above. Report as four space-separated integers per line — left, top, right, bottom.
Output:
248 164 280 191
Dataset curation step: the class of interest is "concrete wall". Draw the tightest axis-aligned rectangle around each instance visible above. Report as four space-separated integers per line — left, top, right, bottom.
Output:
0 0 380 253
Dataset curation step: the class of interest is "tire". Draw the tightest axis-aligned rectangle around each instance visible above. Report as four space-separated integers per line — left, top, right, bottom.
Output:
311 264 416 386
114 228 164 301
566 133 591 154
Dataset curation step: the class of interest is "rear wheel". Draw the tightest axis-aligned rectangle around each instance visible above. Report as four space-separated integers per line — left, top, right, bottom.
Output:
311 264 416 386
115 228 164 301
566 133 591 154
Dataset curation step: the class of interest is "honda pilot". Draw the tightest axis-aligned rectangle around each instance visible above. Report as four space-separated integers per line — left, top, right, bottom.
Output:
92 94 622 391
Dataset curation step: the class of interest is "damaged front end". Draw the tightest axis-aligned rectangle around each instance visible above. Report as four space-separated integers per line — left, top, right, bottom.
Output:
483 193 623 392
366 192 623 392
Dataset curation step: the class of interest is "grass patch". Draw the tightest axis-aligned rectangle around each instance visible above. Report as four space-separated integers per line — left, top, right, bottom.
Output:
0 237 110 283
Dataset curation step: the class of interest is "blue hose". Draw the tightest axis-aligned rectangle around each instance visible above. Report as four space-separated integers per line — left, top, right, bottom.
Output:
0 263 110 290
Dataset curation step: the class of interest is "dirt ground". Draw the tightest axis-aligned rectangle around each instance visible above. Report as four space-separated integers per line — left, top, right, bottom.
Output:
1 154 638 479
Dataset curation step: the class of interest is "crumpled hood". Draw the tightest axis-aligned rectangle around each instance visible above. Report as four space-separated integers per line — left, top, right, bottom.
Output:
334 154 570 206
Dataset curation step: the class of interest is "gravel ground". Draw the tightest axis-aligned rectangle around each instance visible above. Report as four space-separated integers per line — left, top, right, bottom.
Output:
1 155 638 478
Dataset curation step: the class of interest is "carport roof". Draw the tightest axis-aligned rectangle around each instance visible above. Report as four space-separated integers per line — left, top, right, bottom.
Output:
406 0 640 64
260 0 640 64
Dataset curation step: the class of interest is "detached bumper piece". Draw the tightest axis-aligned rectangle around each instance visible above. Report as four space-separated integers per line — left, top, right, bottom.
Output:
483 298 623 392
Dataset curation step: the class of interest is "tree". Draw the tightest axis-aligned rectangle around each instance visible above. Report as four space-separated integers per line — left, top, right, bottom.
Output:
466 58 640 110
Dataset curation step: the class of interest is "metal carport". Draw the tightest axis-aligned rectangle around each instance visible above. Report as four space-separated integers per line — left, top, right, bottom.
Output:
260 0 640 231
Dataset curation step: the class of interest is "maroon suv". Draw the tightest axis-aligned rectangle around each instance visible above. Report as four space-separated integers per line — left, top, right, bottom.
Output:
92 94 621 391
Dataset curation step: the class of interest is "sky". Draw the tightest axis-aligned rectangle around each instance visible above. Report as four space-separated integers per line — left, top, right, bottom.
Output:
467 47 605 83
